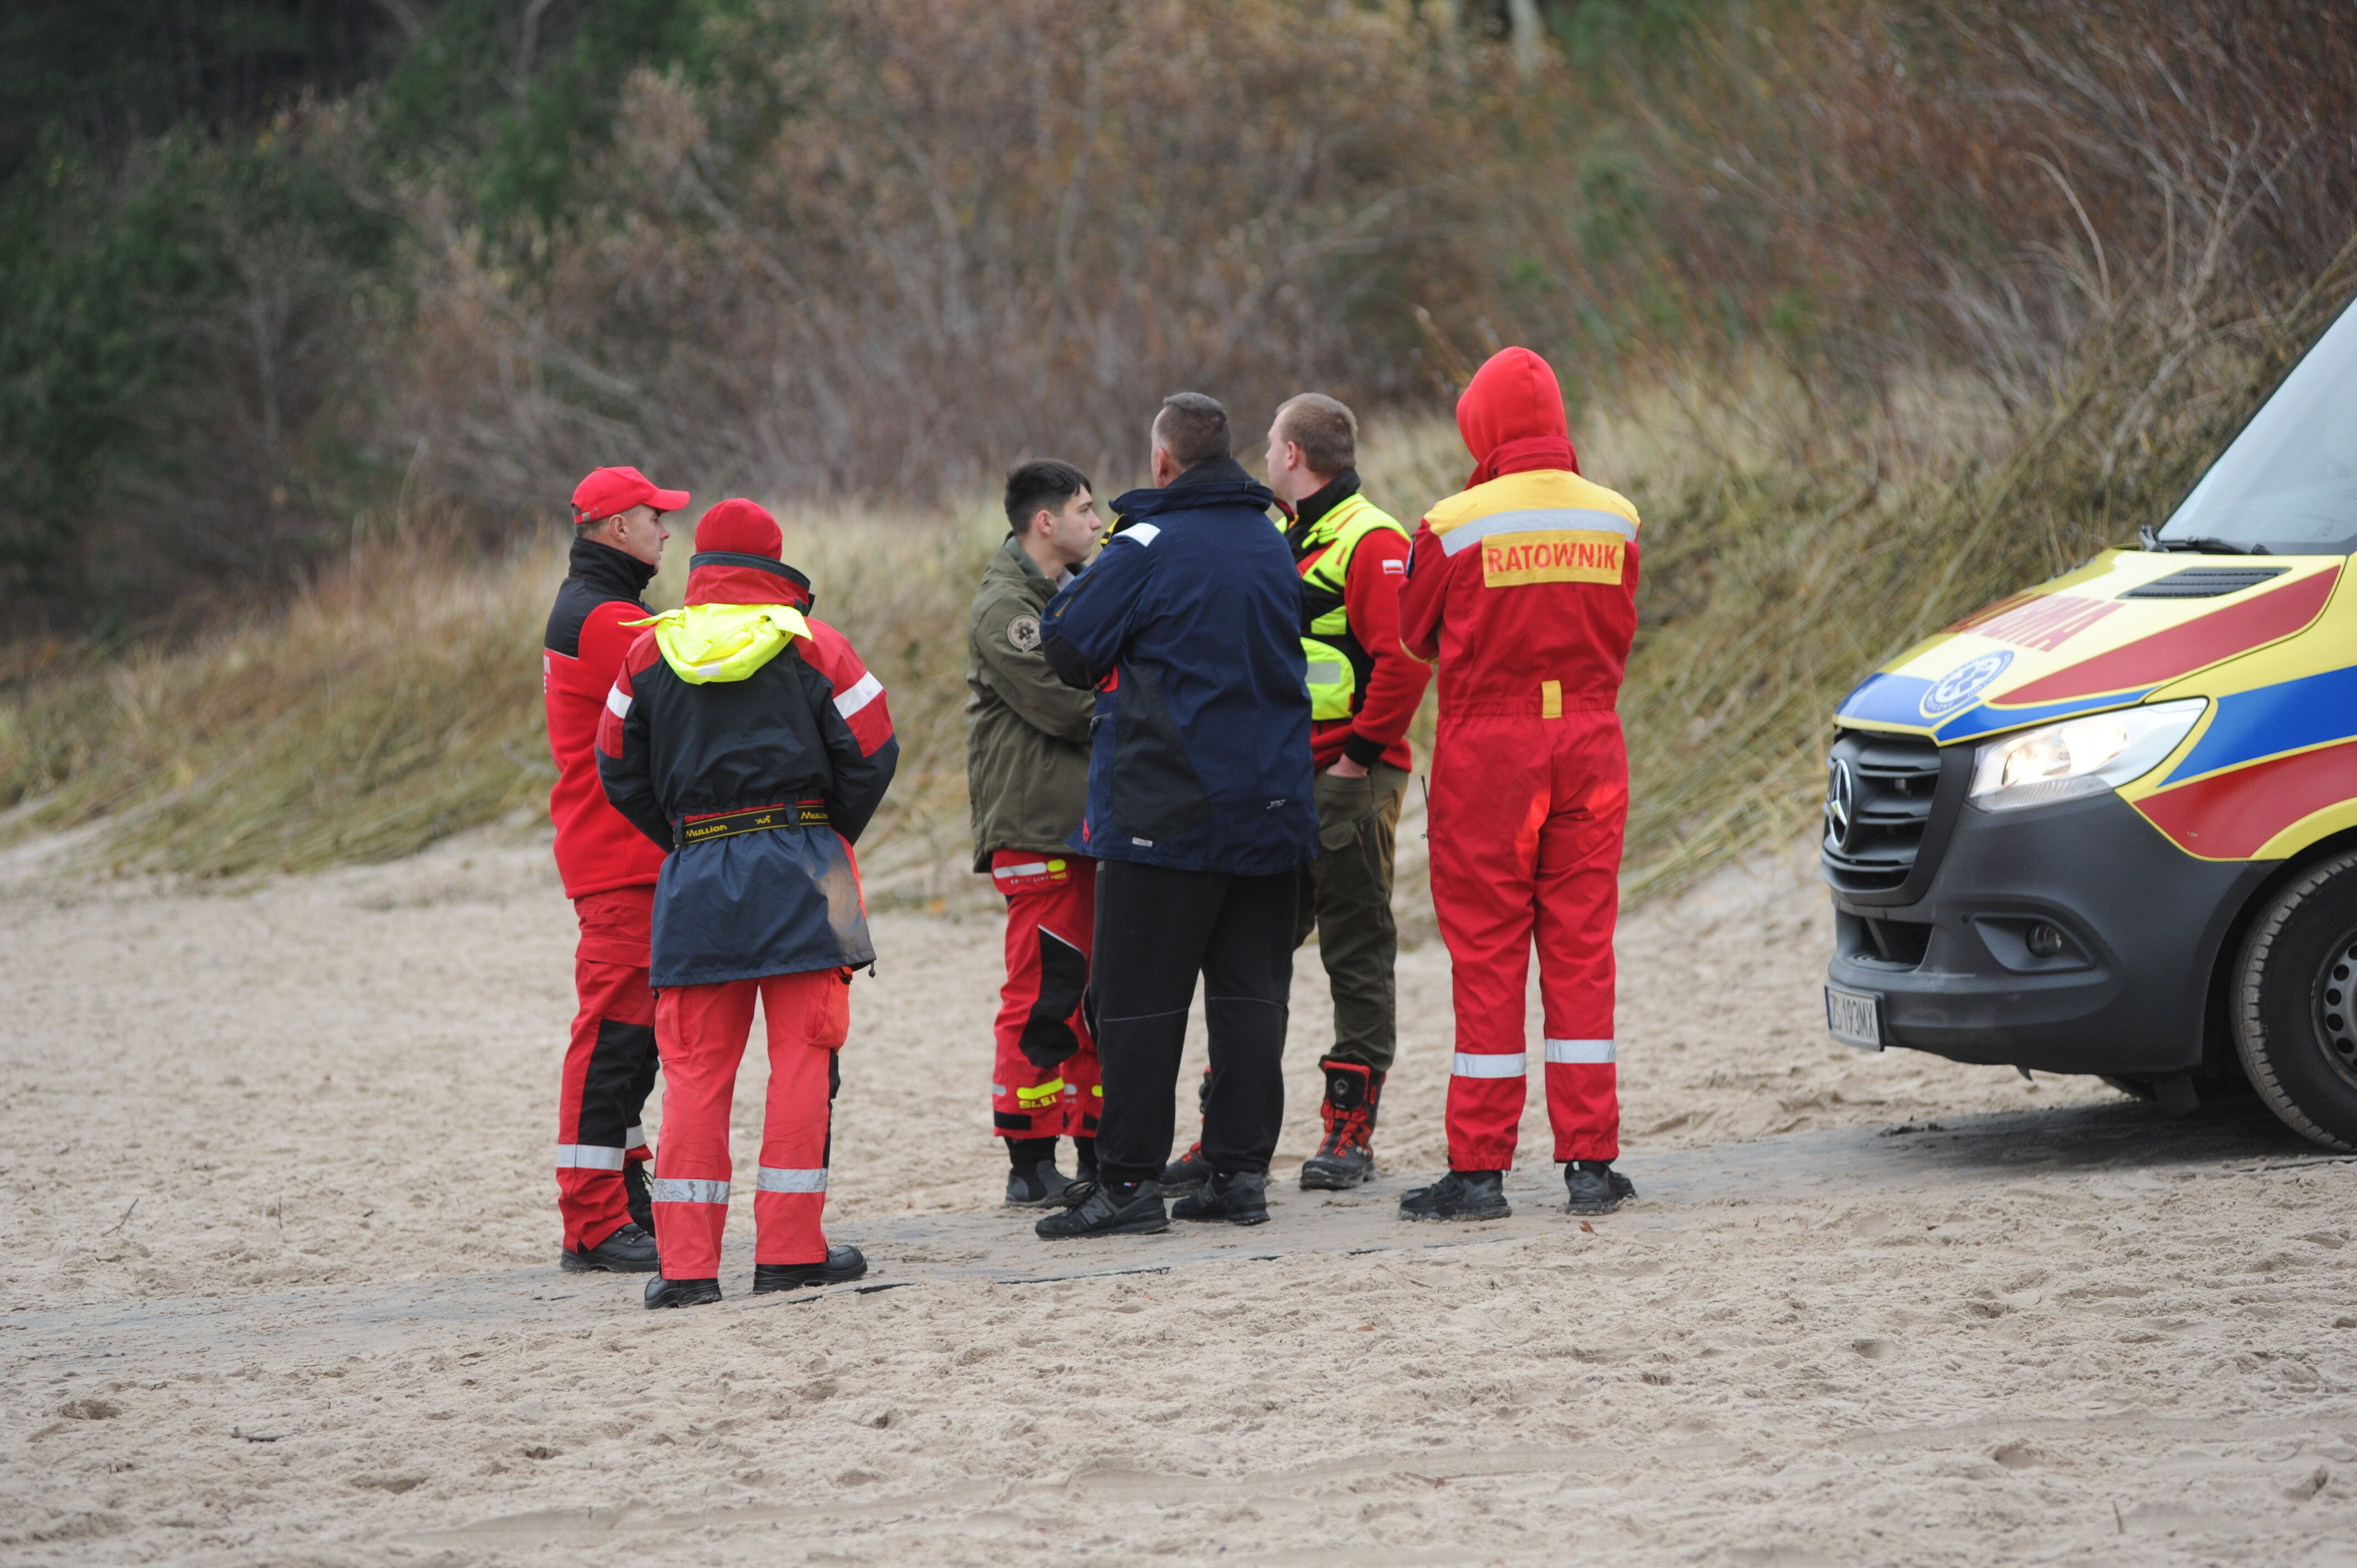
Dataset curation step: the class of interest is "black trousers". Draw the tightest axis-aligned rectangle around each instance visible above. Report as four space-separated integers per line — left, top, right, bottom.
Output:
1091 859 1297 1185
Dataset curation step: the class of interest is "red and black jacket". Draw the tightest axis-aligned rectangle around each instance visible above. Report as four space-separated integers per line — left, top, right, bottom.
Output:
596 551 899 988
543 537 669 899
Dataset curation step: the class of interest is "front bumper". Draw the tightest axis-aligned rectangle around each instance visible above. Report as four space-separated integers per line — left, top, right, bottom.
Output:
1826 788 2273 1075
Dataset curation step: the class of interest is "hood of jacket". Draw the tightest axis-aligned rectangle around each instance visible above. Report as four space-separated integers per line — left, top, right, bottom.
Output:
1458 348 1579 486
638 555 817 685
1109 455 1275 524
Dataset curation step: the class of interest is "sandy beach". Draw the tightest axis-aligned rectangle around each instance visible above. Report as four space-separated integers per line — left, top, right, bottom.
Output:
4 828 2353 1565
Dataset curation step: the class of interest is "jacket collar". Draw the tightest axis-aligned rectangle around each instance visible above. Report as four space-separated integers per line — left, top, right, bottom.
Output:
1290 468 1362 534
684 551 815 610
568 535 656 602
1109 456 1274 523
993 535 1081 596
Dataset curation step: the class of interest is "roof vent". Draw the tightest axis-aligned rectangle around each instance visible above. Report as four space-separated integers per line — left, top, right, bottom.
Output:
2121 566 2291 600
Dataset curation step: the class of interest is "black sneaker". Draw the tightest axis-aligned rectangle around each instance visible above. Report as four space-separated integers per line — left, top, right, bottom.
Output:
753 1245 868 1292
1171 1170 1270 1226
1565 1162 1635 1215
1035 1180 1169 1239
624 1161 656 1237
1398 1170 1511 1222
561 1221 659 1273
644 1275 722 1309
1004 1160 1079 1209
1160 1142 1211 1193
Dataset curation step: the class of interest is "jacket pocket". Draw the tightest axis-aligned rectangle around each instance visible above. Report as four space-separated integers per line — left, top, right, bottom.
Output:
1314 771 1377 853
1108 662 1212 844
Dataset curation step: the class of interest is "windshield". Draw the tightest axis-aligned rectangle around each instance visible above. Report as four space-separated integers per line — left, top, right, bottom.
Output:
2157 295 2357 555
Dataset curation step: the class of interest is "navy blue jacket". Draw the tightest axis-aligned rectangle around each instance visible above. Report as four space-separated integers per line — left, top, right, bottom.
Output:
597 554 899 988
1041 457 1319 876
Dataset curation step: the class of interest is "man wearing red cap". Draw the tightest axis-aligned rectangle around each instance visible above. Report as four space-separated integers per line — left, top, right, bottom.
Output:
1395 348 1642 1221
543 465 690 1272
598 499 898 1307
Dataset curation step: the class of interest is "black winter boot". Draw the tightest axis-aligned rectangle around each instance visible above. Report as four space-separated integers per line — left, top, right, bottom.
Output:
1398 1170 1511 1222
753 1245 868 1292
1171 1169 1270 1225
623 1160 656 1238
644 1275 722 1309
1159 1069 1215 1191
1565 1161 1635 1215
1299 1060 1382 1190
1035 1180 1169 1239
1005 1160 1080 1208
562 1221 659 1273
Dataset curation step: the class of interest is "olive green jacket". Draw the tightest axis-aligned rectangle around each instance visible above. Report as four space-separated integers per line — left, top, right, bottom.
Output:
965 537 1094 872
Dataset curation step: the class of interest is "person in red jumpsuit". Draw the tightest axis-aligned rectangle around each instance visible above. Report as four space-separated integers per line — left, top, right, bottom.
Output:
1396 348 1641 1221
542 465 689 1271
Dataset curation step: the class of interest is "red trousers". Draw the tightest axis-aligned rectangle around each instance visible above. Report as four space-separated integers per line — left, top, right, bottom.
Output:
988 851 1100 1141
1428 709 1626 1170
651 969 850 1278
557 887 659 1252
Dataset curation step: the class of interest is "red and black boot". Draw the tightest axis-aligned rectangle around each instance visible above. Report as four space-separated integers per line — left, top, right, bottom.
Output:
1299 1059 1382 1190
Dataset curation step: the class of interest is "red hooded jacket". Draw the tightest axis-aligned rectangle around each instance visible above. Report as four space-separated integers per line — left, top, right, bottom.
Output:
1398 348 1642 718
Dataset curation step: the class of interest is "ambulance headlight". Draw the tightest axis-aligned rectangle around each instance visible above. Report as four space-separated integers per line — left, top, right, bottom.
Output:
1968 699 2207 813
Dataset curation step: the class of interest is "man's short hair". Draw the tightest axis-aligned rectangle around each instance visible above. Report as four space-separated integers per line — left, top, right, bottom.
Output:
1003 459 1093 535
1275 393 1357 476
1152 392 1231 470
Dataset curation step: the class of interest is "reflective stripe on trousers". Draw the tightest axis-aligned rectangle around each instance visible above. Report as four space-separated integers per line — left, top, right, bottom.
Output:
1544 1039 1616 1064
651 1177 731 1205
557 1143 627 1170
755 1166 828 1194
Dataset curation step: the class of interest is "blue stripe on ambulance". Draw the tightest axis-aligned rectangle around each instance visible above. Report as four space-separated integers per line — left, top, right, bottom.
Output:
1833 672 2156 740
2162 663 2357 785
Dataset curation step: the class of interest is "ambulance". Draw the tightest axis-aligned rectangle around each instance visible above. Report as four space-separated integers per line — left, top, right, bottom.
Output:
1821 295 2357 1150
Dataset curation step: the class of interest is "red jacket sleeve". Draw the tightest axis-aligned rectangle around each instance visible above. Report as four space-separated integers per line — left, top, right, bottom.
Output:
1339 527 1430 766
575 600 647 696
1399 520 1449 663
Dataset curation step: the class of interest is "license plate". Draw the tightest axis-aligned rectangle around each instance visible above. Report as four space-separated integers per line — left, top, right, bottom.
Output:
1825 986 1884 1050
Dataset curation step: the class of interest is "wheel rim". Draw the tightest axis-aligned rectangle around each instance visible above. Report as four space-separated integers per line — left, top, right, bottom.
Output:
2309 925 2357 1092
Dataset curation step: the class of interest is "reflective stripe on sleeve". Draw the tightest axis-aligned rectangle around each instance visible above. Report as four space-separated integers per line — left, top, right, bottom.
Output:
991 1083 1008 1096
833 670 884 720
1544 1038 1617 1064
556 1143 626 1170
992 861 1050 880
1438 507 1638 556
1451 1052 1527 1078
651 1178 730 1204
1120 523 1162 547
756 1167 828 1194
605 685 632 718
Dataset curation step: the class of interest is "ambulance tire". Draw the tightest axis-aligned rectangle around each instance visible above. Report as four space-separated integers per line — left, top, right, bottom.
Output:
2231 848 2357 1153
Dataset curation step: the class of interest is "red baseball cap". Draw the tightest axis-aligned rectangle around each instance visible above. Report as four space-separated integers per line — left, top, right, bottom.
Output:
571 466 690 525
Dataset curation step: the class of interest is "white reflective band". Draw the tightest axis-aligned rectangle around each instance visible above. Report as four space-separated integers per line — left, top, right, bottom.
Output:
1545 1038 1617 1064
1439 507 1639 556
991 1083 1008 1096
605 685 632 718
555 1143 626 1170
651 1178 730 1205
1120 523 1162 547
624 1125 647 1149
756 1166 828 1194
1305 661 1347 684
993 861 1049 879
833 670 884 719
1452 1052 1527 1078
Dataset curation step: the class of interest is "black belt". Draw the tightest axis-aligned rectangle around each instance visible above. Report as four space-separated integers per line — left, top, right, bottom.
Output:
673 801 830 849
